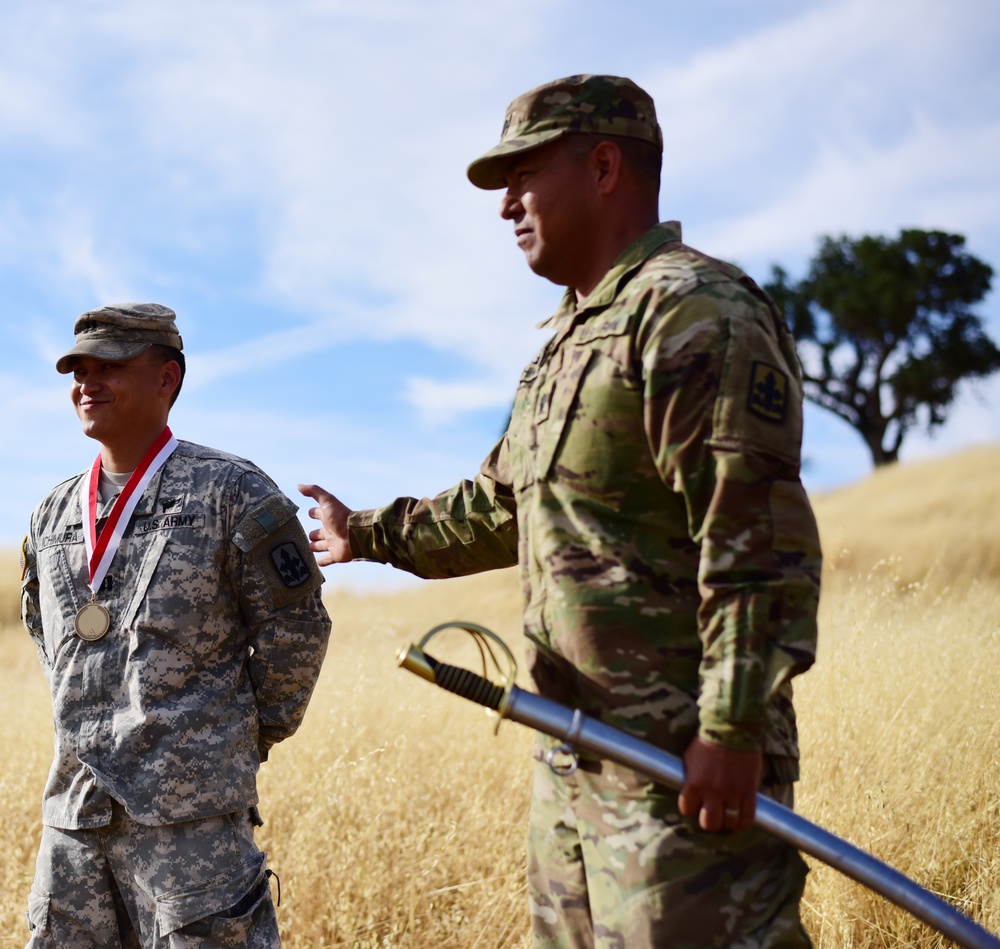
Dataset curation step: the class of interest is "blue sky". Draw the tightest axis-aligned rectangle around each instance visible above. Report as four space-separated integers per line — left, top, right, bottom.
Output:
2 0 999 589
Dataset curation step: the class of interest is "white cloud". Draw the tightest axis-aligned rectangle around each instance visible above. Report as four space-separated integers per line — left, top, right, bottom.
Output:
1 0 998 551
185 322 351 388
404 375 515 427
655 0 997 174
704 116 1000 267
52 214 135 305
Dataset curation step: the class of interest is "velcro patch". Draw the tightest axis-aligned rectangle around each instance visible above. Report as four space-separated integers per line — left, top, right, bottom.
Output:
235 497 322 608
747 361 788 424
270 541 312 588
232 495 294 553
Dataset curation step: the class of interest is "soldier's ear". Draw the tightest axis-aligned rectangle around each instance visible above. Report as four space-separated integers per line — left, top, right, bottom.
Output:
590 140 624 196
160 359 182 401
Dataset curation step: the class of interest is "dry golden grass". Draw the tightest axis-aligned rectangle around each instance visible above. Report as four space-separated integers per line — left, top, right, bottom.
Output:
2 444 999 947
812 442 1000 594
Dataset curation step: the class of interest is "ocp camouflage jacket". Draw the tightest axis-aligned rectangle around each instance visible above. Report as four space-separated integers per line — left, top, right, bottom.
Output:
349 222 821 772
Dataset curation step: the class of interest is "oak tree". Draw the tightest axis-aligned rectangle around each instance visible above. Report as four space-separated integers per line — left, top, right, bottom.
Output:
765 229 999 466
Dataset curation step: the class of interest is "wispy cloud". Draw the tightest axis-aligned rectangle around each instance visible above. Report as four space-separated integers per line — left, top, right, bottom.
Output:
653 0 1000 262
404 375 515 427
1 0 998 552
705 117 1000 269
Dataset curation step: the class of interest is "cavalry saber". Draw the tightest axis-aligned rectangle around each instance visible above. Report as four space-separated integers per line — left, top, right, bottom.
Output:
398 624 1000 949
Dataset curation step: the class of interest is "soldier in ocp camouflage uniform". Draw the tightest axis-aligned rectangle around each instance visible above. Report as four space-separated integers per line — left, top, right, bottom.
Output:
20 304 331 948
300 75 820 947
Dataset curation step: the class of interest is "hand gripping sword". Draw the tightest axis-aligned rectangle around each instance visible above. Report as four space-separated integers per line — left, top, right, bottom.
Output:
398 622 1000 949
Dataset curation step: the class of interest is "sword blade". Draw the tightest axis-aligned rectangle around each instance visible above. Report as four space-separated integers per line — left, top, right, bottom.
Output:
505 686 1000 949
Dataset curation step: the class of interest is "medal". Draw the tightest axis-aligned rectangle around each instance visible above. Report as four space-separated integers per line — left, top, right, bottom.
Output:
78 426 178 642
75 600 111 641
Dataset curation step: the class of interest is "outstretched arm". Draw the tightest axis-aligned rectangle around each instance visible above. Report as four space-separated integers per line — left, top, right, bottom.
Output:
298 483 355 567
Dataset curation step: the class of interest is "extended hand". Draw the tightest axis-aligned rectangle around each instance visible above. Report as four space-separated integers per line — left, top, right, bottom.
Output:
297 484 355 567
678 737 762 832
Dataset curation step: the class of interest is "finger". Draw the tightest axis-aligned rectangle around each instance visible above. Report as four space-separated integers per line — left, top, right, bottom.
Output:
699 800 723 832
678 788 700 821
298 483 331 503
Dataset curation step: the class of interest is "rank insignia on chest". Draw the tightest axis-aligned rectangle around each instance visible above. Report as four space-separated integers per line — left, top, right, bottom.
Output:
270 541 312 588
747 361 788 424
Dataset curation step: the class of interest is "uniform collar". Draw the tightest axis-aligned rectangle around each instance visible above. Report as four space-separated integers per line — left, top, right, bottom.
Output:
77 451 175 523
537 221 683 331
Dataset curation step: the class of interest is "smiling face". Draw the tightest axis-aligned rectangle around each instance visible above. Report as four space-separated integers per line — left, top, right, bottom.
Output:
70 349 178 467
497 137 604 292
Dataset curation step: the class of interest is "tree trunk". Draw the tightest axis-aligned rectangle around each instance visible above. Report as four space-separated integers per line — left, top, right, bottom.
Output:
863 430 898 467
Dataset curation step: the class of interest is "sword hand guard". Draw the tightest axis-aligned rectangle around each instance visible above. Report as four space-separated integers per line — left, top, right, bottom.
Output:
397 621 517 719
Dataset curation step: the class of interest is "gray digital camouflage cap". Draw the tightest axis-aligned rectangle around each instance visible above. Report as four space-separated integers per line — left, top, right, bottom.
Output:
467 74 663 191
56 302 184 373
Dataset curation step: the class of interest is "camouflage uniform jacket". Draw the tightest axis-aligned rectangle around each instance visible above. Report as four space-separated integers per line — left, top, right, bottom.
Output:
20 440 330 830
350 222 821 769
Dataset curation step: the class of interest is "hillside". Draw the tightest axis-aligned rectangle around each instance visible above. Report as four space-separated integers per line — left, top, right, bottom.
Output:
812 442 1000 592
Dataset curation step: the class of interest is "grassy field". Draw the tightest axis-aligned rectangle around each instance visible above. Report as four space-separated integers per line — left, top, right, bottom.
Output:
1 444 998 947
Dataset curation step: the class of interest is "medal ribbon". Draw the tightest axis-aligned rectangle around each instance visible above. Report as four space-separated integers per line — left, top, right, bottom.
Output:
81 426 178 595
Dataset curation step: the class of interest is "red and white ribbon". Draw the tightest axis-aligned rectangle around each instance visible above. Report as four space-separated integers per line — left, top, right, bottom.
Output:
81 426 178 595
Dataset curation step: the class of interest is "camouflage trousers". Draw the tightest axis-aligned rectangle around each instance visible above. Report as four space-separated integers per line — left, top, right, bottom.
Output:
527 755 811 949
25 802 279 948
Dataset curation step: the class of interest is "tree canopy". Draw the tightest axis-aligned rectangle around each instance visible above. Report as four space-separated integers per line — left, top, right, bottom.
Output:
765 229 999 466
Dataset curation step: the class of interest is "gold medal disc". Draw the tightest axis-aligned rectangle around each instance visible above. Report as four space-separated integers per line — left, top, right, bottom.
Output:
75 602 111 642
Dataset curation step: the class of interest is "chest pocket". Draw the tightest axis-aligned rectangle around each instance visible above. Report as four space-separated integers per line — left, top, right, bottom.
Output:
121 504 227 654
35 530 86 653
533 315 644 510
505 353 545 493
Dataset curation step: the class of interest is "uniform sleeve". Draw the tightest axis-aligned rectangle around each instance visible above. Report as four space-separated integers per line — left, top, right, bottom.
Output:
347 436 519 579
229 476 332 761
641 282 821 751
19 529 49 679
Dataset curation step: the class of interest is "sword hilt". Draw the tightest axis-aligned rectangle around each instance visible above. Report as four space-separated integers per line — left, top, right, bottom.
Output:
398 644 506 711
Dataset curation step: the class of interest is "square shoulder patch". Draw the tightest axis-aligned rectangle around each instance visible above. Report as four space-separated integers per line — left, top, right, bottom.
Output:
747 361 789 424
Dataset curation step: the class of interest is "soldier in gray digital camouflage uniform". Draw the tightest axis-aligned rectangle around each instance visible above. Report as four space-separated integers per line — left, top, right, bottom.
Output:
300 75 821 947
20 303 331 948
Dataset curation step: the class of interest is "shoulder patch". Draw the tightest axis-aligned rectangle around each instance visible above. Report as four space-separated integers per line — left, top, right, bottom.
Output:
270 541 312 589
234 496 323 608
19 535 29 582
747 361 788 424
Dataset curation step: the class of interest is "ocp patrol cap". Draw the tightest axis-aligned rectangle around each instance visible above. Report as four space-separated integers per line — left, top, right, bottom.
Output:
56 302 183 373
467 74 662 191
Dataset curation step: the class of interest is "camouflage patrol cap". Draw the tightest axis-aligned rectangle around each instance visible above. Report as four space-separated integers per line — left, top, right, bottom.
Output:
467 74 662 190
56 302 183 373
